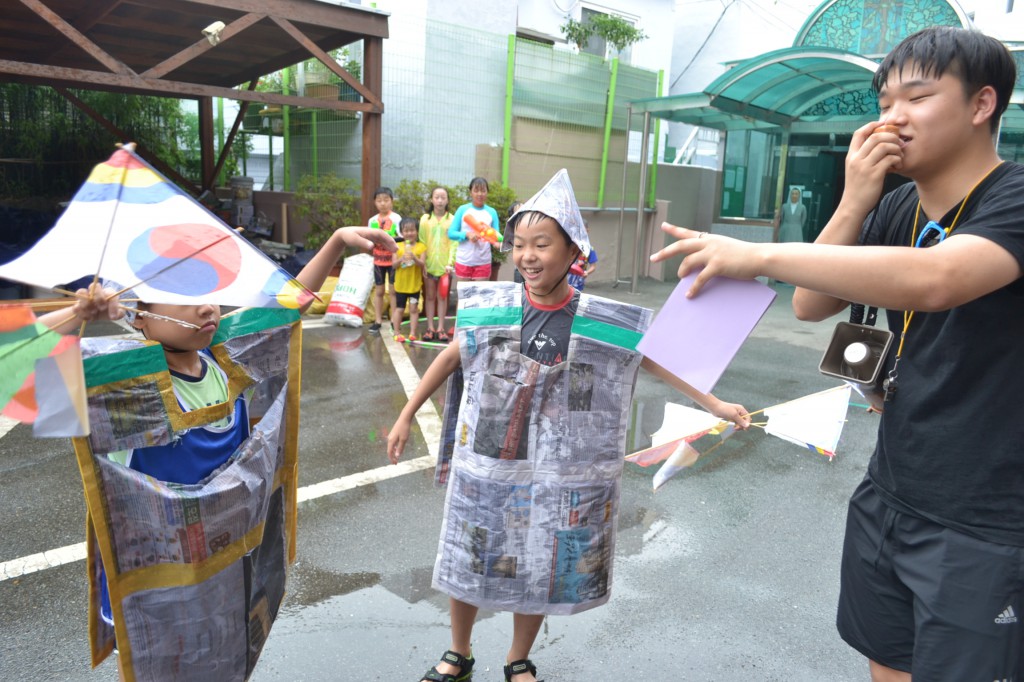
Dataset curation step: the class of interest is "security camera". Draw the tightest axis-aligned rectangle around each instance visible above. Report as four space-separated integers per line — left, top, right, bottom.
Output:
202 21 226 46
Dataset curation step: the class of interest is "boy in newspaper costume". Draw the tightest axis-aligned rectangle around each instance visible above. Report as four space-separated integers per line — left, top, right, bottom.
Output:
388 169 749 682
72 307 300 682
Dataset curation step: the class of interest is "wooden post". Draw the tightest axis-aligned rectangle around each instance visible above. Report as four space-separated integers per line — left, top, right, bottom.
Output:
198 96 215 190
361 36 383 222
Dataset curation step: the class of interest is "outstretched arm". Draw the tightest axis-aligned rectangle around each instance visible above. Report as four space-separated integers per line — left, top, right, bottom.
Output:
640 356 750 429
295 226 397 312
649 226 1019 316
387 341 462 463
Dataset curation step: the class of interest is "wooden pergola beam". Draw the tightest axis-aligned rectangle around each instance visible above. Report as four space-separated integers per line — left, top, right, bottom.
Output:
0 59 382 113
142 12 267 79
361 36 383 221
270 16 382 108
18 0 133 75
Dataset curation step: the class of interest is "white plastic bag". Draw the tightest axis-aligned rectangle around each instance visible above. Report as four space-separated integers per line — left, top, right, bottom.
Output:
324 253 374 327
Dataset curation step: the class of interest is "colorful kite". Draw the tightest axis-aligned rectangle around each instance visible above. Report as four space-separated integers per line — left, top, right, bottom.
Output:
625 403 735 491
0 145 313 309
0 305 88 436
761 385 852 459
627 385 854 490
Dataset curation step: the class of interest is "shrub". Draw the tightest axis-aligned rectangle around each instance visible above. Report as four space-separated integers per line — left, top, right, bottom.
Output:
293 173 361 250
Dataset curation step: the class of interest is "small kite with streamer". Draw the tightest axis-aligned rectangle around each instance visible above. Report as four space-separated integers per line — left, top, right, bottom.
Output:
627 385 853 490
0 305 88 437
625 403 736 491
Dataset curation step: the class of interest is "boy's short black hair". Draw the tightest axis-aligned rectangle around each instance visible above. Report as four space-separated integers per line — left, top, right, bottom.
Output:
510 210 575 249
373 186 394 199
873 27 1015 133
399 216 418 232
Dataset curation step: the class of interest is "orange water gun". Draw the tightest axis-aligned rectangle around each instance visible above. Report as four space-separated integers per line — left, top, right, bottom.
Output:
463 213 503 244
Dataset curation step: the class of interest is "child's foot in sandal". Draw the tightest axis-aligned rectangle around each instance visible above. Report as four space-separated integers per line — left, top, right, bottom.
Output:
420 650 474 681
423 329 436 341
504 658 541 682
437 330 450 343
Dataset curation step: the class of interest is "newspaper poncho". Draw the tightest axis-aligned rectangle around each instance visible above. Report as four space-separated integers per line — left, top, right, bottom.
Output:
434 282 652 615
72 308 301 682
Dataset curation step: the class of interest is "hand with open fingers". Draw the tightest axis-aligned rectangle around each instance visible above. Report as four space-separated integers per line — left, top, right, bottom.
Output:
650 223 762 298
339 226 397 253
386 418 411 464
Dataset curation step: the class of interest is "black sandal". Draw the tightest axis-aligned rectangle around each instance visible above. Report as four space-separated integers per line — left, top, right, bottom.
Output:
420 650 474 682
504 658 542 681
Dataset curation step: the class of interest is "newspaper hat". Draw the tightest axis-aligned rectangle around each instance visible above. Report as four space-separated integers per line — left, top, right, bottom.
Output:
503 169 591 258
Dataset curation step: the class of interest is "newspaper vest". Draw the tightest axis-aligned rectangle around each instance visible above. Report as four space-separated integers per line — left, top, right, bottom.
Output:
434 282 652 615
73 308 302 682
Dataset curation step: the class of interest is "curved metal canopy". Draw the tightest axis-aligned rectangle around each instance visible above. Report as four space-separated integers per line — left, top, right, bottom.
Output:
631 47 880 132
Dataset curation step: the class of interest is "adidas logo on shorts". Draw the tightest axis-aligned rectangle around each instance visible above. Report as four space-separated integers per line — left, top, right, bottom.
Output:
994 605 1018 624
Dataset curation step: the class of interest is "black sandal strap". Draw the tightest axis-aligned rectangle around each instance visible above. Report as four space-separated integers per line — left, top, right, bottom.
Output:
421 669 457 682
504 658 539 681
421 650 474 682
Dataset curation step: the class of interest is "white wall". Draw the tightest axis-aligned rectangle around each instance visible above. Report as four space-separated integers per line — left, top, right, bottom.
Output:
516 0 675 76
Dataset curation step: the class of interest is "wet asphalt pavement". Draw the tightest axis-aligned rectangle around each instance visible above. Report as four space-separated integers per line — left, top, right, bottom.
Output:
0 280 875 681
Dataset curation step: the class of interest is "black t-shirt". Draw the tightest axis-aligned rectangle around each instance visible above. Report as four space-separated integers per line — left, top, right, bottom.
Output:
522 288 579 366
862 162 1024 545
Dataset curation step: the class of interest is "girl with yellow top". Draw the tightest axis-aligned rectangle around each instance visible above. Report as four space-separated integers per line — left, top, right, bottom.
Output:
419 186 456 342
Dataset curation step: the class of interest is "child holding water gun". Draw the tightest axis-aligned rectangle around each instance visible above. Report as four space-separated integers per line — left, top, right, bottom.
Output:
368 186 402 334
448 177 500 282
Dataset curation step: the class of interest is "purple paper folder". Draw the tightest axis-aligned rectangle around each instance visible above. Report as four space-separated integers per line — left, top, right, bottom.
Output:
637 271 776 394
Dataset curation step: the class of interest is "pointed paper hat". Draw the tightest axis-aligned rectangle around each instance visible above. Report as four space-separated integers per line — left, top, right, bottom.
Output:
502 169 591 257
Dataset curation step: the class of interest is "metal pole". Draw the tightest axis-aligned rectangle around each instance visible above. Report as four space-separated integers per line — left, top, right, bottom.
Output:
630 111 652 295
613 104 632 288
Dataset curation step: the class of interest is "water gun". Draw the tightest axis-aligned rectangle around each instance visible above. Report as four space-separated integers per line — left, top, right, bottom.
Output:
369 215 398 237
463 213 503 244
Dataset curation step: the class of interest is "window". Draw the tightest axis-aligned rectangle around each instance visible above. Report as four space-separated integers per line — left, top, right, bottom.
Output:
580 7 636 64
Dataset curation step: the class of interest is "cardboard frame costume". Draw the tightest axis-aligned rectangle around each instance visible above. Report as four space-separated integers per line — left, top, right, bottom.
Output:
434 282 652 615
72 307 301 682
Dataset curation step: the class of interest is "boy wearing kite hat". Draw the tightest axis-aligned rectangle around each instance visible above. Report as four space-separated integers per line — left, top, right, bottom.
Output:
388 169 749 682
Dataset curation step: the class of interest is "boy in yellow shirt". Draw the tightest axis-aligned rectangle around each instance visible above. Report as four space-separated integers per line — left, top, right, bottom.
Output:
392 217 427 342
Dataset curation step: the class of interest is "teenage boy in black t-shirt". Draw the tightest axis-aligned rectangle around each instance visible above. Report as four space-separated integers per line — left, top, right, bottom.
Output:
652 27 1024 682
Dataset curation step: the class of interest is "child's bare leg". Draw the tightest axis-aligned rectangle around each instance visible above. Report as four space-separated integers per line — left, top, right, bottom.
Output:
430 597 477 676
506 612 544 680
390 300 401 337
423 277 437 332
437 285 448 330
389 289 398 331
409 301 419 338
374 284 385 324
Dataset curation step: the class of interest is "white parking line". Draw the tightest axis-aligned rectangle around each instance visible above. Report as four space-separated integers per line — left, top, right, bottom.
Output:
0 324 442 582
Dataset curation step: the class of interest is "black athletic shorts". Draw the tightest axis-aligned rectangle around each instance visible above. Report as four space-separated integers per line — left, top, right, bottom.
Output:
836 476 1024 680
373 264 394 286
394 291 419 310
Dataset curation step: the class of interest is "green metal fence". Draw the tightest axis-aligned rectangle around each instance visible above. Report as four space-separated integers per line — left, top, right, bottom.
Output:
243 16 661 208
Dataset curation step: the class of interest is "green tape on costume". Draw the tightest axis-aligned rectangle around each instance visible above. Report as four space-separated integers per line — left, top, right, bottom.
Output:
83 343 167 388
456 307 522 329
571 316 643 351
213 308 300 344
